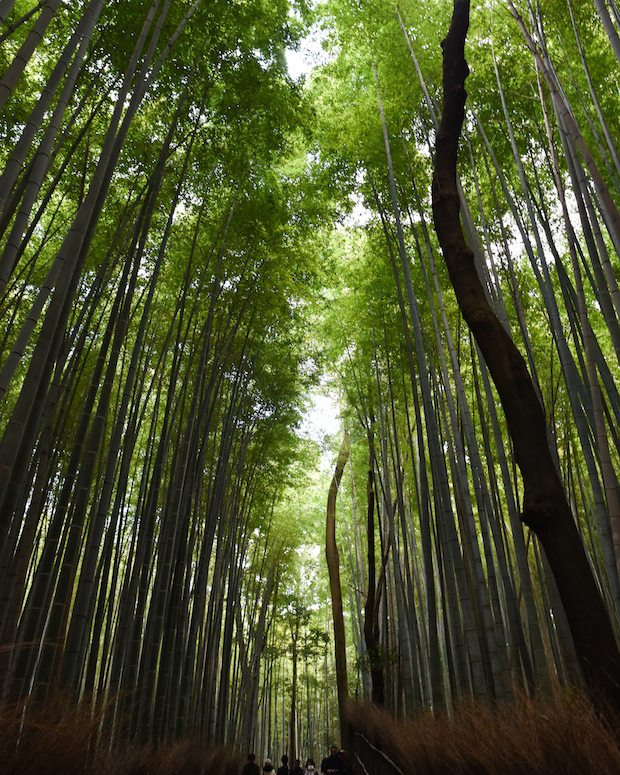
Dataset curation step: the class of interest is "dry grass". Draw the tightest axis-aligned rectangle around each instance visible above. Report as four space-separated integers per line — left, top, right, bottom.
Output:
1 691 619 774
347 693 620 774
0 692 242 775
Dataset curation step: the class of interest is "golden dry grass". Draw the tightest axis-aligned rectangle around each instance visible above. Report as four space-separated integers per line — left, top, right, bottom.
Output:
0 692 242 775
0 691 619 773
347 693 620 774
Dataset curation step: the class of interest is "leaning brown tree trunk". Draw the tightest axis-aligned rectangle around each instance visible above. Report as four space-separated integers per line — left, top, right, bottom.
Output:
363 465 384 706
432 0 620 710
325 431 351 750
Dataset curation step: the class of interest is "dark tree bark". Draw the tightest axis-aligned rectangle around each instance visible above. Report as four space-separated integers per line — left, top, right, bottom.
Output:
363 467 384 706
325 432 351 750
432 0 620 709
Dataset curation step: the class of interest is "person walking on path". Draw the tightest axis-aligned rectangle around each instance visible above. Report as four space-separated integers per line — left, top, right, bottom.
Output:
277 754 290 775
290 758 304 775
242 754 260 775
338 750 352 775
321 746 343 774
263 759 275 774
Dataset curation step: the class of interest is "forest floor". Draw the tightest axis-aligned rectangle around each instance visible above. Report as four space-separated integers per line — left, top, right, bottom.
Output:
0 691 619 774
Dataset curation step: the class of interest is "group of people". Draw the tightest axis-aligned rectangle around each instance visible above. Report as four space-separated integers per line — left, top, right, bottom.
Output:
242 746 350 775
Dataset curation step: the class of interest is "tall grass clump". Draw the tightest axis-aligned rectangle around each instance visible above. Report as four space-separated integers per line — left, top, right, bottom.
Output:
347 693 620 774
0 691 243 775
1 691 620 773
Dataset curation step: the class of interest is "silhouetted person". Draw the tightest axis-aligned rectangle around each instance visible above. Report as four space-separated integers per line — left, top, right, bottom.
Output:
263 759 275 774
321 746 343 774
291 759 304 775
242 753 260 775
278 754 290 775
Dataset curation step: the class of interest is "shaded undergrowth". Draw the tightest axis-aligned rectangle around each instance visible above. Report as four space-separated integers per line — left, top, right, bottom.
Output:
0 692 242 775
348 693 620 775
1 691 619 773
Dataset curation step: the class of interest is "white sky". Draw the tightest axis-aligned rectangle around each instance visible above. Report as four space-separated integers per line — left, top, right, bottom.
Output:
285 23 332 81
286 47 310 80
299 388 341 446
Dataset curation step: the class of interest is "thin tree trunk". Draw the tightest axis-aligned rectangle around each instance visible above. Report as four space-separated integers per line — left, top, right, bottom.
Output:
325 432 350 750
363 466 384 705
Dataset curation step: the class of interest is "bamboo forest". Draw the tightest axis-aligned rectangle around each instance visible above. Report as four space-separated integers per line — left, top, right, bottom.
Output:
4 0 620 772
